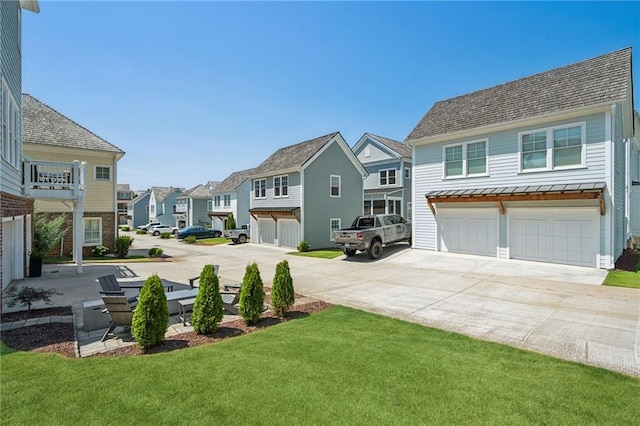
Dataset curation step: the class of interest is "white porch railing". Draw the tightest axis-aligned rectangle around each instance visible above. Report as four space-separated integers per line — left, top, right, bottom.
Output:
23 159 86 199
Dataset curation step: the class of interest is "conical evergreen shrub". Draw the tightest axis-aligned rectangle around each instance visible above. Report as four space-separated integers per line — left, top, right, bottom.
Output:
191 264 224 334
226 213 236 230
271 259 295 317
132 274 169 349
238 262 265 325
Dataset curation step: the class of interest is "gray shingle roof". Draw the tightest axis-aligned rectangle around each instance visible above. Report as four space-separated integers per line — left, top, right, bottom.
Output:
252 132 339 176
214 168 258 193
366 133 412 158
180 184 213 199
22 94 124 153
152 186 182 203
406 48 632 141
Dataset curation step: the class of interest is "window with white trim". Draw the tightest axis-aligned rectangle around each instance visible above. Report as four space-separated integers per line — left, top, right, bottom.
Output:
254 179 266 199
274 175 288 197
520 123 585 171
94 165 111 181
404 167 410 180
207 200 213 211
1 82 20 168
330 218 341 241
84 218 102 245
330 175 341 197
223 194 231 207
380 169 397 186
214 195 221 207
444 139 487 177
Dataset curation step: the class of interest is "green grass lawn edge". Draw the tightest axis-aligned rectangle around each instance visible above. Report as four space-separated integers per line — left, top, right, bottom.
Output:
288 248 343 259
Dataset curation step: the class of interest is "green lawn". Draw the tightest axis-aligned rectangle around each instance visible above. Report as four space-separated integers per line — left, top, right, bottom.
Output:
603 253 640 289
2 307 638 424
288 248 344 259
193 237 230 245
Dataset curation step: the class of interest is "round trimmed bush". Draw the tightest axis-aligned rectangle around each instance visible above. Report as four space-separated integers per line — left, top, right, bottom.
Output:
297 241 310 252
238 262 265 325
191 264 224 334
132 274 169 349
148 247 164 257
271 259 295 317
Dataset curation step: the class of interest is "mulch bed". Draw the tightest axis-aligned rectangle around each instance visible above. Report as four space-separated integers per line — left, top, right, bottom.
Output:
0 300 332 358
614 249 640 272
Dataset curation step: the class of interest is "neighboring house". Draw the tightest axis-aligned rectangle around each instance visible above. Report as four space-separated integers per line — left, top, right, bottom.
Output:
407 48 637 269
0 0 39 288
352 133 412 218
208 168 256 231
249 132 367 250
116 183 135 225
22 94 125 258
127 189 150 228
174 183 216 228
148 186 182 226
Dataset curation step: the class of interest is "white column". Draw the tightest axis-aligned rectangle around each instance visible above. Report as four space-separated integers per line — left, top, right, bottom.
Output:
74 199 84 273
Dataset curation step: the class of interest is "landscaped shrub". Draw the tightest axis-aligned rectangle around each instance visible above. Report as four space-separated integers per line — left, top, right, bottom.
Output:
184 235 197 244
238 262 265 325
226 213 236 230
91 245 109 257
4 286 62 311
120 226 131 232
148 247 164 257
160 232 171 239
131 274 169 349
297 241 310 252
191 264 224 334
31 212 66 259
271 259 295 317
115 235 134 258
136 229 147 235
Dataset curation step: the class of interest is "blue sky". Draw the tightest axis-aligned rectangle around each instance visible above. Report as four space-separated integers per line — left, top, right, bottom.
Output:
22 1 639 191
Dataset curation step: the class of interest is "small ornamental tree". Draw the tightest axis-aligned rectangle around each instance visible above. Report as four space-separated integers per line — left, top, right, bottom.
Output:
4 286 61 311
115 235 134 258
131 274 169 349
191 264 224 334
271 260 295 317
238 262 265 325
226 213 236 230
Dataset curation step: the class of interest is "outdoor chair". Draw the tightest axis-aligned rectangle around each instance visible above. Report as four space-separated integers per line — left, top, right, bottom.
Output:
221 291 240 315
188 264 220 288
98 274 173 305
101 295 135 342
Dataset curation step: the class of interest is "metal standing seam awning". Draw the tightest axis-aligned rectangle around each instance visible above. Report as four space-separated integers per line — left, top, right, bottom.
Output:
249 207 301 222
425 182 607 216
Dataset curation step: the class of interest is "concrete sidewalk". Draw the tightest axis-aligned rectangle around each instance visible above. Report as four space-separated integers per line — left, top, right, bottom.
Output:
4 236 638 376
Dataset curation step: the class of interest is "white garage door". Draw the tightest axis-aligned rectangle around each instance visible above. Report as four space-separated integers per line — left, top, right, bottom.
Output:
279 219 300 248
2 220 14 288
438 209 498 257
509 209 597 267
258 218 275 244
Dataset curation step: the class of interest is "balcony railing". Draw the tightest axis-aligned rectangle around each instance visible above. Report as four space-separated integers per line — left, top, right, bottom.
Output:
23 159 86 200
173 204 187 213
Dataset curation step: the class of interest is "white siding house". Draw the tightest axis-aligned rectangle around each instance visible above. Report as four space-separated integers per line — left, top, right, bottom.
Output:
407 48 637 269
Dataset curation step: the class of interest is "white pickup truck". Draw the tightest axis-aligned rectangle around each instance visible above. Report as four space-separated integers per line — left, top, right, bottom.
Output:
223 224 250 244
333 214 411 259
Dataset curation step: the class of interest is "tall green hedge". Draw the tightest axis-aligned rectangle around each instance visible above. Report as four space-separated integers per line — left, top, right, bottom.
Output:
226 213 236 230
271 260 295 317
238 262 265 325
191 264 224 334
132 274 169 349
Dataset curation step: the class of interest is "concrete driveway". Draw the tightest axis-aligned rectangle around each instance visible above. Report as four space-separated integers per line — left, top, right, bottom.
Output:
6 234 639 377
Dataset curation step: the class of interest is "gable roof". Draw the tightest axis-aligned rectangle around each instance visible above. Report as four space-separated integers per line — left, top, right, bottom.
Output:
214 168 258 193
179 184 213 199
151 186 182 203
130 190 150 206
406 48 633 141
252 132 340 176
22 94 125 155
363 133 412 158
206 181 221 190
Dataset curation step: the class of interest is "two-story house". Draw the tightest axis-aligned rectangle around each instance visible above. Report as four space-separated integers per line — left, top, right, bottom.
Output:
407 48 637 269
352 133 412 219
22 94 125 258
0 0 39 288
209 168 256 231
174 183 216 228
116 184 134 225
249 132 367 250
148 186 182 226
127 189 150 228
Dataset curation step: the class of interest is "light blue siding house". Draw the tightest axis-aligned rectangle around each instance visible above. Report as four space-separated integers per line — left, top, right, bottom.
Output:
127 189 150 228
407 48 637 269
0 0 39 288
174 184 215 228
148 186 183 226
249 132 367 250
352 133 412 219
209 168 256 231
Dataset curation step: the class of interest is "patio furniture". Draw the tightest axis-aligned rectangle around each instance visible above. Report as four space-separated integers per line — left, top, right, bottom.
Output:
98 274 174 305
178 291 240 326
101 295 135 342
188 264 219 288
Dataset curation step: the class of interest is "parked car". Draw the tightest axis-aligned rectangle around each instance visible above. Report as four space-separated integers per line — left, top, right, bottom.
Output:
176 226 222 240
223 224 250 244
149 224 178 236
137 221 161 231
333 214 411 259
